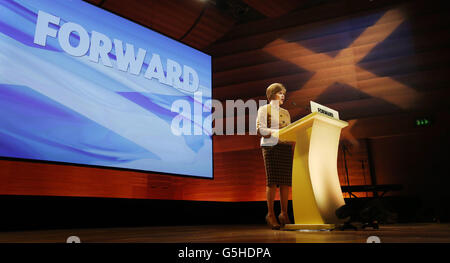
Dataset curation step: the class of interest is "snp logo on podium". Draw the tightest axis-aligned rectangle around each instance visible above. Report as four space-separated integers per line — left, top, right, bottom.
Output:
310 101 340 120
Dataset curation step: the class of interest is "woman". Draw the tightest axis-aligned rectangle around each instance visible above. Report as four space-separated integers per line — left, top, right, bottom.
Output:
256 83 293 230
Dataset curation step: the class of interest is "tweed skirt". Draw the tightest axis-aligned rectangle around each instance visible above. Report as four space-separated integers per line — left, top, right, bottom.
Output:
261 143 293 187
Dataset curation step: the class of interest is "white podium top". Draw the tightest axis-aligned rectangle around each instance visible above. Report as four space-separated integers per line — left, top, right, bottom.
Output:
278 112 348 139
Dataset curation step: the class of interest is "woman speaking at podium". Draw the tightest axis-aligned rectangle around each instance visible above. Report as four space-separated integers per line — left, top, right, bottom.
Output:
256 83 293 230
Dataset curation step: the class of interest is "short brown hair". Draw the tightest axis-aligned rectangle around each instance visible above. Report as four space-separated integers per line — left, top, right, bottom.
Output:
266 83 286 101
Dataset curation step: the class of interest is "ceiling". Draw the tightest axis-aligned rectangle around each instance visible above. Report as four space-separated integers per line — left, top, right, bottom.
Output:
84 0 326 51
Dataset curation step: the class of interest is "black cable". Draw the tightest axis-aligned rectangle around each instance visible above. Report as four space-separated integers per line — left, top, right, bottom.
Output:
342 144 351 197
180 3 208 41
361 160 367 197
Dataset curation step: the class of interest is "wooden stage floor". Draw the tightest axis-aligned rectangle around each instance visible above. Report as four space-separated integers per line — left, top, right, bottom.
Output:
1 223 449 243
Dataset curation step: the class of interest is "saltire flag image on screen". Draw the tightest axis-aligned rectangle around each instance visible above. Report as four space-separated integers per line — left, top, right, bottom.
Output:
0 0 213 178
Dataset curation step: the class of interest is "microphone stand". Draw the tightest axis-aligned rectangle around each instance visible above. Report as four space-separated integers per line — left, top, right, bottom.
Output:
342 144 351 197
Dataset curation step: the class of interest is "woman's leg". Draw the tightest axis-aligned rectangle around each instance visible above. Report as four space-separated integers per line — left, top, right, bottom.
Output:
279 185 291 224
266 185 280 228
266 185 277 217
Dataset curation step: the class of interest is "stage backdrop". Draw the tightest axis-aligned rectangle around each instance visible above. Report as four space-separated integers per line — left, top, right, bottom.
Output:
0 0 213 178
0 0 448 201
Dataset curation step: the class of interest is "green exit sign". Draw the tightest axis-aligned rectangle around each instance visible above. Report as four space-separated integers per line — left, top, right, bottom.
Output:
415 118 432 127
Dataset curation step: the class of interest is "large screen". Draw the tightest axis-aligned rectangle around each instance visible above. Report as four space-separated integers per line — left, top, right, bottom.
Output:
0 0 213 178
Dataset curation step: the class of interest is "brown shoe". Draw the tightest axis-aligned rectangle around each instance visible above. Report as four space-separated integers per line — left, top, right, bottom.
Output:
266 214 281 230
278 213 291 227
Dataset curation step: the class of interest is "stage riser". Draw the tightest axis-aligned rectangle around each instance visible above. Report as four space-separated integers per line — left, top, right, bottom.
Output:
0 195 447 231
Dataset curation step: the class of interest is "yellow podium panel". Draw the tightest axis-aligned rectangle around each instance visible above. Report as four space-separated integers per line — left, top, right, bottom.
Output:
275 112 348 230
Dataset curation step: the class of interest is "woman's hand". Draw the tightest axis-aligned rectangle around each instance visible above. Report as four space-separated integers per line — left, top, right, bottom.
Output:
258 129 280 139
271 129 280 139
258 128 276 138
261 131 272 138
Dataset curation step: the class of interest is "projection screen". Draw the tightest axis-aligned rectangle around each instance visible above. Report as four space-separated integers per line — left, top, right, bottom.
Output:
0 0 213 178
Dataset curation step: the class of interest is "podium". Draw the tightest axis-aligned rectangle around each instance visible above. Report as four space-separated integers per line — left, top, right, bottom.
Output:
274 112 348 230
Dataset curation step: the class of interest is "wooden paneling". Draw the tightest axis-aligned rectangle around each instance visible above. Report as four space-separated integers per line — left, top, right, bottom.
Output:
337 139 373 198
217 0 410 43
182 5 235 50
87 0 235 50
242 0 306 18
101 0 205 40
369 130 450 197
213 31 450 90
0 146 267 202
213 14 450 101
